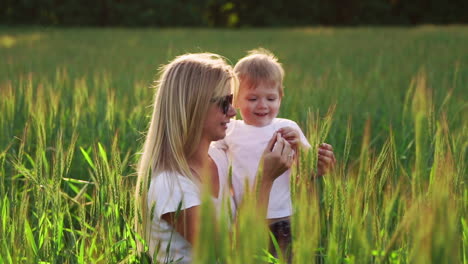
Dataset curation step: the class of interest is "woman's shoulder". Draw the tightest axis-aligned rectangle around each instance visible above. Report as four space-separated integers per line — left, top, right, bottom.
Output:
150 171 180 188
150 171 198 194
148 171 201 218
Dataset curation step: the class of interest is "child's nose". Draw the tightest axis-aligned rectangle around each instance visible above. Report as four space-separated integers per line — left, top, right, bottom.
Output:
257 99 267 108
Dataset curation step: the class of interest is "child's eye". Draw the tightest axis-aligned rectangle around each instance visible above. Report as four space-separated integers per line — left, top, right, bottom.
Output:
247 98 257 101
267 98 277 101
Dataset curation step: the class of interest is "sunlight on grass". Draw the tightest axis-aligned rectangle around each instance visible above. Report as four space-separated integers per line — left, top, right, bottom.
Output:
0 27 466 263
0 35 16 48
0 33 42 48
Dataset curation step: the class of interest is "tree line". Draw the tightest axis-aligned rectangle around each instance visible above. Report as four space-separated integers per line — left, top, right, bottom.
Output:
1 0 466 27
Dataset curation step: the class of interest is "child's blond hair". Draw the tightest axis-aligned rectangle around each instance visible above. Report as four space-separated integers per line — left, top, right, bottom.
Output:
233 48 285 104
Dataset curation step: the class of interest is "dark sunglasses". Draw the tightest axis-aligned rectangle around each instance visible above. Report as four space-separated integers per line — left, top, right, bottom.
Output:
211 94 233 115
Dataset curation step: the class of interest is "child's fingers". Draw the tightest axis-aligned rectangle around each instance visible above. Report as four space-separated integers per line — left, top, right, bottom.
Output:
281 131 293 138
318 148 334 158
283 132 299 140
318 160 326 168
278 127 298 137
318 154 334 165
319 143 333 151
281 130 300 146
319 143 336 163
284 134 299 143
287 139 299 145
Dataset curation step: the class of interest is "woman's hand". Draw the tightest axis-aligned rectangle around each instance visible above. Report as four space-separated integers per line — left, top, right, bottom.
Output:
256 132 294 215
261 132 294 183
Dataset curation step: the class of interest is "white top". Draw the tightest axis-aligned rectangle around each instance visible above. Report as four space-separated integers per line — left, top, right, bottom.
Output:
147 146 232 263
211 118 310 219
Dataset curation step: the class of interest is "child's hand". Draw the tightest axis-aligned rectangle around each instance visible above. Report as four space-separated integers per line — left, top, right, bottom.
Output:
317 143 336 177
277 127 300 150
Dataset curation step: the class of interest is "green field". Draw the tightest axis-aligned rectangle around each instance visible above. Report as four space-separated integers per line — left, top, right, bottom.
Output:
0 26 467 263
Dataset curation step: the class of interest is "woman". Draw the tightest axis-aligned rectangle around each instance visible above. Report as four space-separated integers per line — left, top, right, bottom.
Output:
135 53 294 263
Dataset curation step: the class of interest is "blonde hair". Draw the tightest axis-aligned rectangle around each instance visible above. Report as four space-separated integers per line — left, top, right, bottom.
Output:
233 48 285 104
135 53 236 253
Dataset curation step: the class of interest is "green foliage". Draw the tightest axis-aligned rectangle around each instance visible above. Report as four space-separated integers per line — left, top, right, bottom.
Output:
0 27 467 263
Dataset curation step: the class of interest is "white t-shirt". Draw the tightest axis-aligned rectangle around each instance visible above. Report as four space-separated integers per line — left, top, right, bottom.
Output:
211 118 310 219
147 146 232 263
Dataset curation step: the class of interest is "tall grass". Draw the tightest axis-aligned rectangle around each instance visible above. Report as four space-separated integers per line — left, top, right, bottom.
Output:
0 26 466 263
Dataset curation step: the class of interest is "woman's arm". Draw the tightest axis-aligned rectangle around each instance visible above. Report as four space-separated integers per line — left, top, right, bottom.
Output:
161 206 200 244
256 132 294 212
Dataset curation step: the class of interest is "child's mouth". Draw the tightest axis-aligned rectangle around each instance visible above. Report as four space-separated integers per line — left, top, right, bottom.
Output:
255 113 268 117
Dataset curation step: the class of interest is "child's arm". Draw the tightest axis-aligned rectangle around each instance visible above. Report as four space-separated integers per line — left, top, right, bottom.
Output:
278 126 335 178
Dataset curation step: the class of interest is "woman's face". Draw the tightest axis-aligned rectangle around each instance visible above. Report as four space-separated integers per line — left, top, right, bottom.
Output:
202 92 236 142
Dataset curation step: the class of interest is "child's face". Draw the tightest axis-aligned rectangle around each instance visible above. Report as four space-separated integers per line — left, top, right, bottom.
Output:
237 81 281 127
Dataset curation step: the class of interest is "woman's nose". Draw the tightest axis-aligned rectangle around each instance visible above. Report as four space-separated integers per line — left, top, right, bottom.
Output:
226 104 236 118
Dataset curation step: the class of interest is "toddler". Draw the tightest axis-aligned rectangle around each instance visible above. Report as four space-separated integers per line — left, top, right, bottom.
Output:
212 48 335 259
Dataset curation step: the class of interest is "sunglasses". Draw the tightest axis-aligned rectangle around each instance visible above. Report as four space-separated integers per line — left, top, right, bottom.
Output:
211 94 233 115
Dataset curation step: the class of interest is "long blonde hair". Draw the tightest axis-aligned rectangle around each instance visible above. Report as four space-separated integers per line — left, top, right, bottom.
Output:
135 53 236 252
